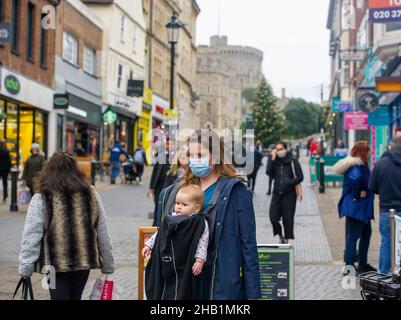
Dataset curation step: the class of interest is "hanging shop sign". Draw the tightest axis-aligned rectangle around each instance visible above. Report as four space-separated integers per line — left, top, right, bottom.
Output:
332 97 341 112
340 51 366 61
345 112 369 130
376 76 401 92
67 105 87 119
339 101 353 112
103 107 117 124
127 79 144 98
369 0 401 23
4 74 20 95
368 107 391 126
53 93 69 110
359 92 379 113
0 24 11 44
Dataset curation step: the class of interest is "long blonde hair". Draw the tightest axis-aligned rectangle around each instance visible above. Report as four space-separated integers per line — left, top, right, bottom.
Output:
182 129 243 185
167 144 189 177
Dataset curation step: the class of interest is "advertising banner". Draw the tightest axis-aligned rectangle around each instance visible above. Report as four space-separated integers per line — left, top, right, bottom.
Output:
369 0 401 23
345 112 369 130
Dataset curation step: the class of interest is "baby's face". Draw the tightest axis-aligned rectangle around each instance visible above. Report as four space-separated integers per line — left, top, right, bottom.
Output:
175 191 200 216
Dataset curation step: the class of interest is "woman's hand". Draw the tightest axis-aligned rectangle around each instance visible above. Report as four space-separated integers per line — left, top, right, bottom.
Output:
271 149 277 161
192 259 205 276
360 191 367 199
146 189 155 200
142 246 151 259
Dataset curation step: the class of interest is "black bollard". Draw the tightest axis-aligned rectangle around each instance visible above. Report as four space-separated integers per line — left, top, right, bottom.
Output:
91 161 98 186
319 157 325 194
10 167 18 212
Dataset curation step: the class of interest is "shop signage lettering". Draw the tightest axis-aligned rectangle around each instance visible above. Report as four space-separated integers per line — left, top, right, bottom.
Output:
4 75 20 95
369 0 401 22
127 79 144 98
339 101 353 112
53 93 69 110
0 24 11 44
67 105 87 118
115 97 130 109
332 97 341 112
340 51 365 61
345 112 369 130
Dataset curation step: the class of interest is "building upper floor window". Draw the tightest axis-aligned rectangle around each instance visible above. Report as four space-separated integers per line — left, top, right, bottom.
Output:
83 45 96 76
117 64 123 89
0 0 4 22
40 12 47 67
133 25 137 52
26 2 35 60
63 31 78 65
11 0 19 52
120 15 125 43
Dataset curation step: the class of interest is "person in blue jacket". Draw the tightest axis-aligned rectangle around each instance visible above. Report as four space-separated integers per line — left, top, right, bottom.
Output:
333 141 376 275
109 141 130 184
155 129 261 300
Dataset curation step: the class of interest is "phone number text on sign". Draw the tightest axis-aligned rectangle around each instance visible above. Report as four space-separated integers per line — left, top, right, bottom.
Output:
369 8 401 22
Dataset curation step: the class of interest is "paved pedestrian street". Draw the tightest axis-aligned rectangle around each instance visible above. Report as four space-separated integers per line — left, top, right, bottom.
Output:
0 158 363 300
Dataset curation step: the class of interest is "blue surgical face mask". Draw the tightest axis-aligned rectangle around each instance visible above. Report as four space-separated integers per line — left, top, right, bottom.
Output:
189 157 212 177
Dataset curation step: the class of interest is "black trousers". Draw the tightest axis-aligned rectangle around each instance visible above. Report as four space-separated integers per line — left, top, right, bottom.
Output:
247 170 259 192
1 173 8 200
268 176 273 193
49 270 90 300
269 191 297 240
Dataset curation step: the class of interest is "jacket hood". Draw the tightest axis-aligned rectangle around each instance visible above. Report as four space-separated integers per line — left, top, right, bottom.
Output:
332 156 363 175
388 152 401 166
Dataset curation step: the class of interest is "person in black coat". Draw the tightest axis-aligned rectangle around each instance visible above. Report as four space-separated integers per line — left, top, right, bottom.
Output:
0 140 12 203
247 143 264 193
266 141 303 244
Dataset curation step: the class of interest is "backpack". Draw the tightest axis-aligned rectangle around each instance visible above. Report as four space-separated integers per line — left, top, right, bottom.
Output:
133 149 144 165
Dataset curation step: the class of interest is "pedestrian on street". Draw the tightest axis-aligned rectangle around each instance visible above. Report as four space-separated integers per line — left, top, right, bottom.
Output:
144 184 209 300
18 150 114 300
247 142 264 193
133 142 147 182
333 141 376 274
266 144 275 195
148 139 173 226
369 137 401 274
0 139 11 203
306 137 313 157
22 143 46 197
109 141 130 184
381 127 401 159
156 129 261 300
266 141 304 244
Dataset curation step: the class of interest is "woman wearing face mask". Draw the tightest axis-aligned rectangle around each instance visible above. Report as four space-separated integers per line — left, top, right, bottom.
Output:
155 129 261 300
266 141 304 244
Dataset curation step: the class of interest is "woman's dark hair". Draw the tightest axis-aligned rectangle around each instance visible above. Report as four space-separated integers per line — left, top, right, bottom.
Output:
36 150 92 194
276 141 288 149
350 141 370 166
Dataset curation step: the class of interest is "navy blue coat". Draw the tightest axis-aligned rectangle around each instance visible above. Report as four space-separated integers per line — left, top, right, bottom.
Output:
156 178 261 300
338 165 374 224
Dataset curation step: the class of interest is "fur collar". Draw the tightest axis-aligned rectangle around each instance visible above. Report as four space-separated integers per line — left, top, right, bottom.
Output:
332 156 363 175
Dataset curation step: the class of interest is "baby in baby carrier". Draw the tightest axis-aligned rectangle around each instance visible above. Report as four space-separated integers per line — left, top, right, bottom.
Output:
143 184 209 300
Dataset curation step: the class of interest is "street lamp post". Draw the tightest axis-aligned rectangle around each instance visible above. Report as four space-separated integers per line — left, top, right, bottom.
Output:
166 12 182 111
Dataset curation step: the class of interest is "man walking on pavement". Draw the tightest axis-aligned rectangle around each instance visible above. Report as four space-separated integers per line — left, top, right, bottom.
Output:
133 142 147 182
369 137 401 274
109 141 130 184
247 142 264 193
0 140 11 203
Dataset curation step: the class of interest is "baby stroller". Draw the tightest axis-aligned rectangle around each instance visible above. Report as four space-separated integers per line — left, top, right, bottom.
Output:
122 158 139 184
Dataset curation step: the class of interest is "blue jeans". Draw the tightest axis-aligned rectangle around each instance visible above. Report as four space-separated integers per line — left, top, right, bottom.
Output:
345 217 372 266
110 161 120 182
379 211 401 274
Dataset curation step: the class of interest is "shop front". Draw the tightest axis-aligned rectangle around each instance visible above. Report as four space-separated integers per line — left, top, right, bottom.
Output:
103 93 140 160
0 67 52 170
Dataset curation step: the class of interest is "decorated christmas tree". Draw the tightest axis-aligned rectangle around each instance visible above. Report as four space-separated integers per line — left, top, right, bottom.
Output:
250 78 286 147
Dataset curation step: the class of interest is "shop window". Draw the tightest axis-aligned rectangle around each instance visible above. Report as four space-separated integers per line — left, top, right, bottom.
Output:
386 22 401 32
26 2 35 60
11 0 19 52
65 118 100 159
5 102 18 166
84 45 96 76
40 12 47 67
120 15 125 43
0 100 5 139
63 31 78 65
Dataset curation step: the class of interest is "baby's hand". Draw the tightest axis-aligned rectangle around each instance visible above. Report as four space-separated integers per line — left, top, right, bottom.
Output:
192 259 205 276
142 246 151 259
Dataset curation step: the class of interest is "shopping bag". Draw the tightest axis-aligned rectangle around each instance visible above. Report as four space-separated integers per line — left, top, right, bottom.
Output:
19 188 31 205
89 275 118 300
12 277 34 300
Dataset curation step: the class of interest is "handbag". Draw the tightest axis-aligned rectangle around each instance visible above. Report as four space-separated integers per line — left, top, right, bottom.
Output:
19 184 31 205
13 277 34 300
89 274 118 300
291 160 303 202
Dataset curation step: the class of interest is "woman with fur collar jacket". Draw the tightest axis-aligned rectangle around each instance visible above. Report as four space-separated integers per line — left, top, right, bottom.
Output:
333 141 376 275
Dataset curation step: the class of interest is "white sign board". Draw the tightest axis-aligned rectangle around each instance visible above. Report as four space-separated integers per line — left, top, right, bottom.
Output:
394 215 401 275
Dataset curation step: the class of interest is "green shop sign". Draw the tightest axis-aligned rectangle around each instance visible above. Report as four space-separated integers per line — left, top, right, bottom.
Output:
4 75 20 95
103 108 117 124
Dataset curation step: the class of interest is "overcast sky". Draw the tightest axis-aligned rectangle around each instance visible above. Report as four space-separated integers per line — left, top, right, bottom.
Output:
196 0 331 104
